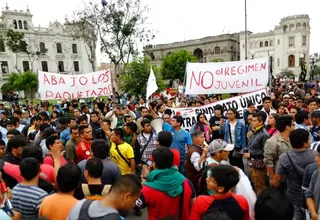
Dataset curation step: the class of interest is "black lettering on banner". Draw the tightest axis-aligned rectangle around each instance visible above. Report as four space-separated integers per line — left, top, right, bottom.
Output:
240 97 247 108
231 100 238 110
195 109 200 114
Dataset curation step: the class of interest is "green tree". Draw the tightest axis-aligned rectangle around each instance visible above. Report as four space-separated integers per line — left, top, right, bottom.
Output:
5 29 28 73
6 71 38 99
120 57 166 96
161 50 196 82
74 0 154 90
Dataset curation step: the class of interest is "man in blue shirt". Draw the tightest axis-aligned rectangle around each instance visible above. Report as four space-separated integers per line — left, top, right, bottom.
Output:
60 118 76 145
164 115 192 175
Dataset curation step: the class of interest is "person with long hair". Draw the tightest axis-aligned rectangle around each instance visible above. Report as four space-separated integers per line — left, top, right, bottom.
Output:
190 113 212 144
267 113 279 137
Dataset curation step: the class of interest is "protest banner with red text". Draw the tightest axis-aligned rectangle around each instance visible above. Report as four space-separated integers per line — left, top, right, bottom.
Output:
38 70 113 100
169 88 268 131
185 58 269 94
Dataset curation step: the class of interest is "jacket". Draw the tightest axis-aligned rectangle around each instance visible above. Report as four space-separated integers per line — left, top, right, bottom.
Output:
105 110 136 129
263 133 292 169
220 119 246 149
247 127 269 159
186 145 203 188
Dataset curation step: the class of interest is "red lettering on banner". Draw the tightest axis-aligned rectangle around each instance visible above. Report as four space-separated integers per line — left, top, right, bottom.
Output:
46 91 53 98
71 77 76 87
56 93 62 99
51 76 58 85
260 63 267 71
247 65 255 72
231 66 236 75
238 66 244 74
103 71 110 83
190 71 201 89
79 77 88 85
59 77 65 84
44 74 50 84
216 69 222 75
92 76 98 84
91 90 97 96
225 67 230 76
201 71 214 89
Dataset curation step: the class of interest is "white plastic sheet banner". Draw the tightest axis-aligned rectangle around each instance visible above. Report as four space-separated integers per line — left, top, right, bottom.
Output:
185 58 269 94
38 70 113 100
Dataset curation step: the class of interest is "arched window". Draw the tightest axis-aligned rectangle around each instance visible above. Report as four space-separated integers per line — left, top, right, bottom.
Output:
303 23 307 30
289 24 294 31
288 55 295 67
255 42 258 48
260 42 263 48
0 39 5 52
13 20 17 29
214 46 221 54
270 40 273 46
265 41 268 47
39 42 46 53
149 52 155 61
72 44 77 54
23 21 28 30
56 43 62 53
283 25 288 32
296 23 301 29
18 20 23 29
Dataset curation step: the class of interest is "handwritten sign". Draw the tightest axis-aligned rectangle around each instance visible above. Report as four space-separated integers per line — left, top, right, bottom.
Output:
185 58 269 94
169 88 268 131
38 70 113 100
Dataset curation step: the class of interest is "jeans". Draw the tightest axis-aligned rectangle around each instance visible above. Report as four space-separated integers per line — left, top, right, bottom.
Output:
249 166 267 195
293 205 306 220
179 161 186 176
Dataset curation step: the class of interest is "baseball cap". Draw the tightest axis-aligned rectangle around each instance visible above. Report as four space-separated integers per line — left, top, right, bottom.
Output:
208 139 235 154
283 94 290 98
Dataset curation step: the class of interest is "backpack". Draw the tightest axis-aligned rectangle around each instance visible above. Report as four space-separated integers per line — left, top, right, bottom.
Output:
78 200 121 220
196 162 219 195
81 184 111 200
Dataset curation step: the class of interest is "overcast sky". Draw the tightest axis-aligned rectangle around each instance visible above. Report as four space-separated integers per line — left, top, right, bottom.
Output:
4 0 320 62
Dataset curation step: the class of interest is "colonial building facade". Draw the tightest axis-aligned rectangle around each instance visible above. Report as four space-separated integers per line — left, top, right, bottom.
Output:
0 4 95 88
144 14 311 78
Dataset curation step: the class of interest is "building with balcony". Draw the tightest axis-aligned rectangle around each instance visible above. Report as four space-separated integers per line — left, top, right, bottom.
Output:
240 14 311 77
143 33 241 67
0 4 96 88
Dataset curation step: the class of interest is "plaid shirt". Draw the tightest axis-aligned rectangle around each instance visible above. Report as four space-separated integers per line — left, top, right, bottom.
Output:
137 132 158 161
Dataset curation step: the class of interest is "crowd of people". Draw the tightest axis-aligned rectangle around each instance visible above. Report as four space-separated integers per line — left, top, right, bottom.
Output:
0 78 319 219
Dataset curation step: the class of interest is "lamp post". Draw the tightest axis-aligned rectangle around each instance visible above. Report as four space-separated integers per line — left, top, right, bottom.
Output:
310 54 316 80
251 51 255 59
299 53 306 82
269 51 274 95
244 0 248 60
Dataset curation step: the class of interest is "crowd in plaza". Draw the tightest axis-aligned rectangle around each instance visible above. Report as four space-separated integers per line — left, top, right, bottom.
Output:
0 78 319 219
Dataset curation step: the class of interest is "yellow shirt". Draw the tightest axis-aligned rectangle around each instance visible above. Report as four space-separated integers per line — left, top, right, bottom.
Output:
110 142 134 175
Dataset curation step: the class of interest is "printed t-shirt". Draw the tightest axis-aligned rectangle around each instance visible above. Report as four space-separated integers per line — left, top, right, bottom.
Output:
76 141 92 162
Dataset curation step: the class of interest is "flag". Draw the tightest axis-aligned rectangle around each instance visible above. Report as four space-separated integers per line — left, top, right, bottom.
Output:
146 66 158 99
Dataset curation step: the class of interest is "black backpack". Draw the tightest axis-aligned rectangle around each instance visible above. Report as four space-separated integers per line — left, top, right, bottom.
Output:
195 162 218 195
78 200 121 220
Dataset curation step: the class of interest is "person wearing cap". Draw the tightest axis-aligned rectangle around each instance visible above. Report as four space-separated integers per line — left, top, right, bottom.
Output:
186 130 207 188
310 110 320 142
206 139 234 166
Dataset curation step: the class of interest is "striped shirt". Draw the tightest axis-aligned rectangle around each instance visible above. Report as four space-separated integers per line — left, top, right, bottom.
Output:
12 184 47 219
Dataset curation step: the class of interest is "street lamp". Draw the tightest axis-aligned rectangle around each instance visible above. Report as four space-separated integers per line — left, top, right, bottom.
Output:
251 51 255 59
269 51 274 94
299 53 306 82
310 54 316 80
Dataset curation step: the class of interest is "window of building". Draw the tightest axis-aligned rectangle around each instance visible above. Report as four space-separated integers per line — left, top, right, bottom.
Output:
303 23 307 30
22 61 30 72
41 61 48 72
0 61 8 74
265 41 268 47
203 57 207 63
74 61 80 72
214 46 221 54
18 20 23 29
13 20 17 29
277 58 280 67
39 42 46 53
302 36 307 46
0 39 5 52
255 42 258 48
270 40 273 46
56 43 62 53
296 23 301 29
23 21 28 30
58 61 64 72
278 39 280 45
260 42 263 48
289 37 294 47
72 44 77 54
283 25 288 32
289 24 295 31
288 55 295 67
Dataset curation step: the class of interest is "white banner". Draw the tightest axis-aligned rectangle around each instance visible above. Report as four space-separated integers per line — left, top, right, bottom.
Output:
38 70 113 100
169 88 268 131
185 58 269 94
